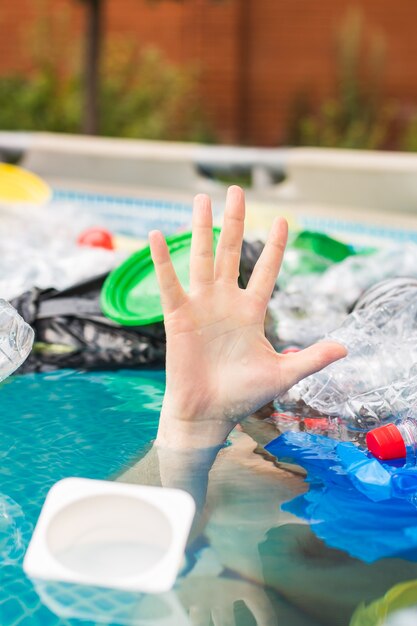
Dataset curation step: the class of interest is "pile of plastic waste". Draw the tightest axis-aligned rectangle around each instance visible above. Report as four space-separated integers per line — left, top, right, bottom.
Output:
270 242 417 347
266 233 417 564
0 205 122 301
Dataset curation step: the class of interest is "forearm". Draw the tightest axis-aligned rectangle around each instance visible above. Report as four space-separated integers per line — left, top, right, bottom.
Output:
156 443 223 512
115 440 222 514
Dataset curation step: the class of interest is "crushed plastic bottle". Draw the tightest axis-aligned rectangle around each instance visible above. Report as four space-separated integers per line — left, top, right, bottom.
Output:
314 243 417 307
0 299 34 380
346 373 417 430
289 278 417 426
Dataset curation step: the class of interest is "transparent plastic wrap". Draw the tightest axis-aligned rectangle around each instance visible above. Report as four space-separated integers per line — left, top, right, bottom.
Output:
268 285 347 346
0 205 122 300
0 299 34 380
277 229 356 290
270 243 417 348
277 248 333 290
290 278 417 425
314 243 417 307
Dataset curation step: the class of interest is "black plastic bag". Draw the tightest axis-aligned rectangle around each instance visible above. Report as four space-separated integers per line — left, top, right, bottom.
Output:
12 239 265 373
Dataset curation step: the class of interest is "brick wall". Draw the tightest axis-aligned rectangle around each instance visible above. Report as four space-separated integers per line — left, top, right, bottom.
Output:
1 0 417 146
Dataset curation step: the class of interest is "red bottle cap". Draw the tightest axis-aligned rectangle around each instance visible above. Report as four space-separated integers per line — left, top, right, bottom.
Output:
77 227 114 250
366 423 407 460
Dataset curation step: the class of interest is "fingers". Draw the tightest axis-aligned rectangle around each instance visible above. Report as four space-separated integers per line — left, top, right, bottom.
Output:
245 592 278 626
189 606 211 626
212 605 235 626
214 185 245 283
279 341 348 390
190 194 214 289
149 230 187 314
247 216 288 305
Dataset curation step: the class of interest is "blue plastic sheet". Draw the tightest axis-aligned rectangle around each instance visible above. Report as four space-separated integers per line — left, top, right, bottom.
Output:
265 432 417 562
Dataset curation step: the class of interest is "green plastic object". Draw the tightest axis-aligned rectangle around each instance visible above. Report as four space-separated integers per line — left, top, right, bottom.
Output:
350 579 417 626
101 228 221 326
291 230 355 263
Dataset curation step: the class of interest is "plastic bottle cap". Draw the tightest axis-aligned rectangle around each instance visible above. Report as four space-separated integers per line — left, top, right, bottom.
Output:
77 227 114 250
366 423 407 460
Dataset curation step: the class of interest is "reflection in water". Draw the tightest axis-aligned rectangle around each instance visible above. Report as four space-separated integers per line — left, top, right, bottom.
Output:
0 369 162 626
34 580 190 625
179 428 417 626
2 370 417 625
0 495 26 564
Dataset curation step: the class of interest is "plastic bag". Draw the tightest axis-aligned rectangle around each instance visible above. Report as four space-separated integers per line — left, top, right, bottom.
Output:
13 239 263 373
12 274 166 372
266 431 417 562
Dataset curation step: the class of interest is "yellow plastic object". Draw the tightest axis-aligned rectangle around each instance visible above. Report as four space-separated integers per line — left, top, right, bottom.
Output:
242 201 300 238
112 234 147 253
0 163 51 205
350 579 417 626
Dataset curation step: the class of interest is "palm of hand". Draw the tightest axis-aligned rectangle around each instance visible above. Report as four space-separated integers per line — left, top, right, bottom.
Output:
164 283 281 425
150 187 346 448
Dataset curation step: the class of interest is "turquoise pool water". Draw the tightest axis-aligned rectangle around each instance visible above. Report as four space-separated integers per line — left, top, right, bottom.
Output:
0 369 162 625
3 369 417 626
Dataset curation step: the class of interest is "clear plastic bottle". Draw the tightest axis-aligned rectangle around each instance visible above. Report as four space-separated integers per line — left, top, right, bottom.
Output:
291 278 417 419
0 299 33 380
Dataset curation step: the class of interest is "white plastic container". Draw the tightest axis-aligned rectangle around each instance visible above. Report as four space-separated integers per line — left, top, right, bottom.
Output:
24 478 195 593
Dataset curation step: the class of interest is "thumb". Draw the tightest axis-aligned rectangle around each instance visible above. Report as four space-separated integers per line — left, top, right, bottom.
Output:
279 341 347 391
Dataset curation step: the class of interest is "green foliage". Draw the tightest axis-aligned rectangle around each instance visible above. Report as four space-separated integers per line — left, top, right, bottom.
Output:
0 72 80 133
402 115 417 152
0 35 213 142
99 43 213 141
290 9 409 151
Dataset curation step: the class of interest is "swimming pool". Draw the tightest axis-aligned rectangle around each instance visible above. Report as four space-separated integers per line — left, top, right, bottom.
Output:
4 370 417 626
3 188 417 626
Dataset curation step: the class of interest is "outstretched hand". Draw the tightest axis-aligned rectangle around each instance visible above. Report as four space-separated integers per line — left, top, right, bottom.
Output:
149 186 346 448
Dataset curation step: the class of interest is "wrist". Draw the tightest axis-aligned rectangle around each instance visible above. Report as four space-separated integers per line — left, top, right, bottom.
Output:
156 410 233 450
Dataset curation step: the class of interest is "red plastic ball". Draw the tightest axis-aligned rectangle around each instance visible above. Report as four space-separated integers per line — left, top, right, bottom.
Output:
77 227 114 250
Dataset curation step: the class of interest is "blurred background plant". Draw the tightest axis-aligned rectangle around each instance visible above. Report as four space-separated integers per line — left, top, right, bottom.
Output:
0 2 213 141
289 9 417 151
100 42 212 141
402 115 417 152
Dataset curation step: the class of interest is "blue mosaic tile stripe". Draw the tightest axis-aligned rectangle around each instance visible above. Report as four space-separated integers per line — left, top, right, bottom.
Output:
299 215 417 244
52 189 193 238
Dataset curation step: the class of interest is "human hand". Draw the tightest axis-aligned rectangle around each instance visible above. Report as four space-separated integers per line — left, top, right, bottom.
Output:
149 186 346 448
177 575 282 626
